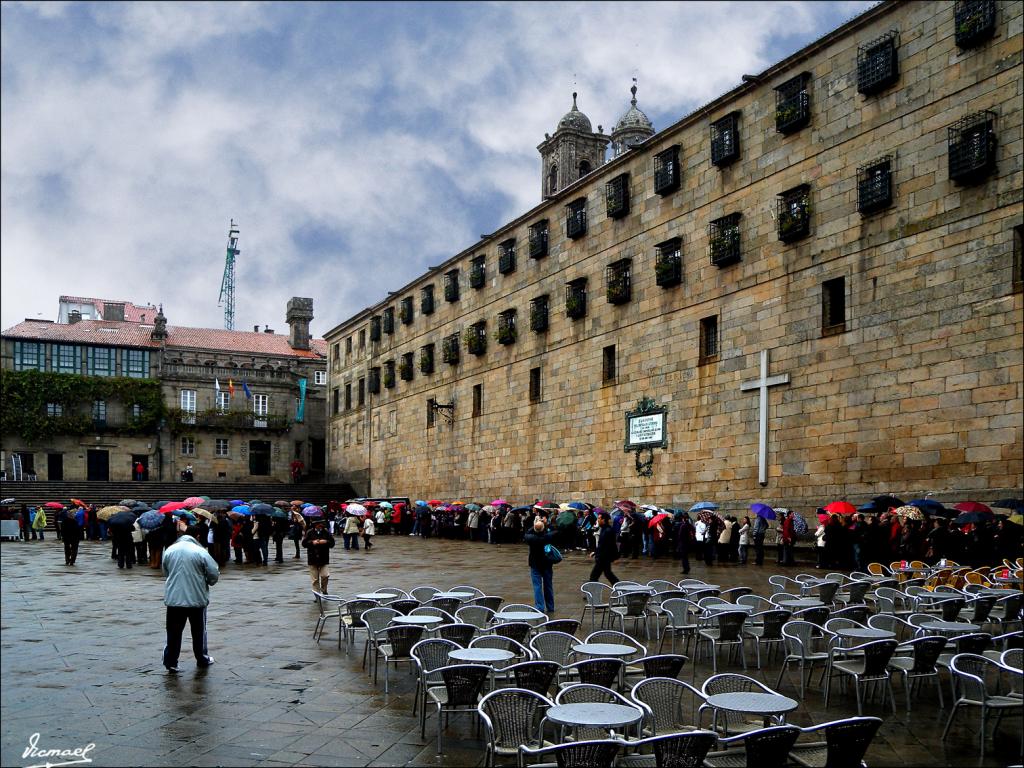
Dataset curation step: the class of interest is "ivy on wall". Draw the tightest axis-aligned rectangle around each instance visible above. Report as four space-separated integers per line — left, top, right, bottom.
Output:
1 369 165 443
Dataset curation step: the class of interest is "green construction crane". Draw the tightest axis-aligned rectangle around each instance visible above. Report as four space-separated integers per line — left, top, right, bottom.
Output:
218 220 239 330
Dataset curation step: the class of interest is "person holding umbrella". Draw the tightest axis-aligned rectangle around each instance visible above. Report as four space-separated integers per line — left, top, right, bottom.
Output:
162 519 219 673
588 509 620 586
780 509 796 566
675 512 693 575
288 510 306 559
62 506 82 565
108 511 138 569
302 517 335 594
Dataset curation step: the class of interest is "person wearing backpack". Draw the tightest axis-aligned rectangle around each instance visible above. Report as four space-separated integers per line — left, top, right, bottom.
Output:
523 512 556 613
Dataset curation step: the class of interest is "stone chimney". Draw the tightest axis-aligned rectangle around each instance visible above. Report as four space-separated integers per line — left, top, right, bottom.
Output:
151 305 168 341
286 297 314 350
68 310 82 324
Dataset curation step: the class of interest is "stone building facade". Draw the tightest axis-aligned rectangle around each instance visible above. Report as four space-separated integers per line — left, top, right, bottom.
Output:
2 297 327 484
325 0 1023 507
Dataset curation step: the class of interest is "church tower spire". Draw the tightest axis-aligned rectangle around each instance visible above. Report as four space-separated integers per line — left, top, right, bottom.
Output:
611 79 655 157
537 92 609 199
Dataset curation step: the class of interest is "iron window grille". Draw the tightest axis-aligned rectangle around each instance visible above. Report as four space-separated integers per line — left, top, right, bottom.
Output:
382 307 394 335
370 315 382 342
710 112 740 167
384 361 396 389
420 344 435 375
444 269 460 302
606 259 632 305
421 285 435 315
530 295 549 333
948 111 997 185
442 333 460 365
529 367 541 402
566 278 588 319
566 198 587 239
655 238 683 287
955 0 996 49
368 367 381 394
777 185 812 243
774 73 811 134
399 353 414 381
400 296 414 324
496 309 517 345
653 146 680 195
699 316 719 363
605 173 630 219
470 255 486 288
857 31 899 95
822 277 847 336
465 321 487 356
709 213 742 267
857 157 893 214
498 238 517 274
529 219 549 259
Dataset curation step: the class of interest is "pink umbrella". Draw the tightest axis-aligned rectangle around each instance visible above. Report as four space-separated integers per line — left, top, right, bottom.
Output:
491 499 509 506
182 496 205 508
160 501 189 514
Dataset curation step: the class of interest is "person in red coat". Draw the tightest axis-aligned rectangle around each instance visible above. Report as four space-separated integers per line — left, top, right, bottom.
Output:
780 511 796 566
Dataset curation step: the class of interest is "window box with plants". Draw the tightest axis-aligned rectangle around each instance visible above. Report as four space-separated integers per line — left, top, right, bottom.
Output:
465 323 487 356
498 239 516 274
529 220 548 259
442 334 460 365
948 111 997 185
605 174 630 219
857 157 892 214
565 280 587 319
369 316 382 342
399 355 414 381
529 296 549 333
382 308 395 335
954 0 996 49
774 73 811 134
496 310 517 345
469 257 486 289
606 260 631 305
566 199 587 239
444 271 460 302
653 146 680 195
421 287 435 315
383 362 396 389
709 214 741 267
420 345 435 375
400 297 414 325
710 113 740 167
777 186 811 243
655 239 682 287
857 32 899 96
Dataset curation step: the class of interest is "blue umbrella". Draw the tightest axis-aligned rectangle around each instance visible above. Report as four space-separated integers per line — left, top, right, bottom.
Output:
231 504 251 516
251 503 275 516
137 510 164 530
751 503 776 520
910 498 948 515
302 505 324 518
568 501 589 510
229 499 244 506
689 501 718 513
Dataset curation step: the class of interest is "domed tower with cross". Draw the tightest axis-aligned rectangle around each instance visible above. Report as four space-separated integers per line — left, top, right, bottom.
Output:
537 92 609 199
611 80 654 157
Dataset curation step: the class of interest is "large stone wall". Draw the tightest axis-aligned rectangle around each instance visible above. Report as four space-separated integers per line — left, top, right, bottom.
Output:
326 0 1024 507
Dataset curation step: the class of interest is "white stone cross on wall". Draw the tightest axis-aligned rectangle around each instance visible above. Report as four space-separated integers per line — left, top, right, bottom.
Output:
740 349 790 486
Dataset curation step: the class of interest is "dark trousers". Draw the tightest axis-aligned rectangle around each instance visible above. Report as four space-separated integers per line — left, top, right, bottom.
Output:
274 535 284 563
754 539 765 565
257 538 270 565
589 559 619 585
679 548 690 574
115 533 135 568
530 567 555 612
64 540 79 565
163 606 209 668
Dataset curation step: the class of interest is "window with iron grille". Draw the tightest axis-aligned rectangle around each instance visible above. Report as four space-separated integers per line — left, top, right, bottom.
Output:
46 402 63 418
948 111 997 185
529 220 549 258
370 315 382 342
357 378 365 406
344 383 352 410
530 295 549 333
427 398 436 428
470 255 486 288
421 284 435 315
777 185 811 243
399 352 414 381
382 307 395 335
774 73 811 134
710 112 740 167
566 278 587 319
496 309 517 345
822 277 847 336
606 259 632 305
857 31 899 95
602 345 616 383
472 384 483 418
605 173 630 219
442 333 460 365
465 321 487 356
420 343 435 375
444 269 460 302
400 296 414 324
699 316 719 363
653 146 680 195
368 367 381 394
384 360 396 389
498 239 516 274
857 157 893 214
655 238 683 287
955 0 996 49
566 198 587 239
529 367 541 402
708 213 742 267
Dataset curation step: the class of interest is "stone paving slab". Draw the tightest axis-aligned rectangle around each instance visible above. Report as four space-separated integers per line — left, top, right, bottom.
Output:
1 536 1019 767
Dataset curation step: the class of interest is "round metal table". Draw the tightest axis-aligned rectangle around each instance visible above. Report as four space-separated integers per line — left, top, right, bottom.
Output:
704 691 798 730
449 648 514 664
834 627 895 644
572 642 636 657
702 603 754 614
920 620 980 634
433 591 476 600
683 584 720 592
612 584 653 593
493 610 546 622
546 702 643 730
775 598 824 609
356 592 397 601
392 615 443 626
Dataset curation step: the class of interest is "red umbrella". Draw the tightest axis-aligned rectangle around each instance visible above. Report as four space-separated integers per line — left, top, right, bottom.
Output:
44 501 65 509
824 501 857 515
428 500 443 507
818 512 830 524
954 501 992 514
160 501 189 514
70 497 87 507
182 496 205 508
648 512 672 529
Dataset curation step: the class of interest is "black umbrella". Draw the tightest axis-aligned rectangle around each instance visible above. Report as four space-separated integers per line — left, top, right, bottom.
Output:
992 498 1024 512
954 511 995 525
251 502 275 516
909 498 948 515
871 495 905 510
107 511 137 528
153 500 174 510
267 507 289 519
204 499 231 511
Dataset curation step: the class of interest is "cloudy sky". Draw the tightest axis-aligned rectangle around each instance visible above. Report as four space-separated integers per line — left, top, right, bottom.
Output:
1 0 873 337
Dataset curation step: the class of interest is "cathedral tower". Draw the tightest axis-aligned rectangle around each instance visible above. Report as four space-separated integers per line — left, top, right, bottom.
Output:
610 80 654 157
537 92 609 199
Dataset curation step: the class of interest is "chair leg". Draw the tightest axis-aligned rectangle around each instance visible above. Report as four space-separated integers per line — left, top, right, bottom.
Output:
854 678 863 717
888 678 897 715
978 707 986 757
823 665 830 708
935 674 944 709
941 702 960 741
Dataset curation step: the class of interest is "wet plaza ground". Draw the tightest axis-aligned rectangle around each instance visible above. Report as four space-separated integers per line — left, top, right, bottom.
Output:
1 535 1019 767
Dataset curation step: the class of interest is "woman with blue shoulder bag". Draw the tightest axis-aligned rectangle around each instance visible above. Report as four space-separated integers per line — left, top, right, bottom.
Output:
524 510 558 614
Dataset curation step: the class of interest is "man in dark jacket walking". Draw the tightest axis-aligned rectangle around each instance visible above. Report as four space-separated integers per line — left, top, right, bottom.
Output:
588 510 620 585
63 511 82 565
162 521 219 673
302 518 335 594
524 513 556 613
675 512 693 575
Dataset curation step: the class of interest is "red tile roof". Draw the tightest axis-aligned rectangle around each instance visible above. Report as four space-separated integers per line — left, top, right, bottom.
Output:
59 296 159 323
167 326 326 359
3 319 159 348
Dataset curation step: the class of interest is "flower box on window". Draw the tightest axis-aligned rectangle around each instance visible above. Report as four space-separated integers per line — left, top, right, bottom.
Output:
653 146 680 195
496 309 517 345
442 333 460 365
774 73 811 134
465 322 487 356
777 185 812 243
382 307 394 335
955 0 996 49
710 112 740 167
529 220 548 259
606 259 632 305
530 295 549 333
498 239 516 274
566 198 587 239
368 367 381 394
857 31 899 95
948 111 997 185
605 174 630 219
399 354 414 382
565 279 587 319
709 214 742 267
421 286 435 315
383 361 396 389
857 157 893 214
420 344 434 375
400 297 414 325
444 269 460 302
655 238 683 287
470 256 486 289
369 315 382 342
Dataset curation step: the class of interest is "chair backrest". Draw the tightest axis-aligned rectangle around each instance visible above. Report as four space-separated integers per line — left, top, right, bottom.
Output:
470 634 531 661
814 581 841 604
362 606 401 638
874 587 906 614
907 612 935 630
437 622 477 647
448 584 484 597
795 573 818 584
410 606 456 624
951 633 992 655
503 602 538 612
529 631 577 665
630 677 704 734
794 606 830 627
769 575 802 594
528 740 620 768
737 595 774 611
378 587 411 600
412 638 461 675
313 591 343 616
686 588 721 601
949 653 999 703
769 593 802 606
697 596 729 608
507 660 560 695
936 597 966 622
555 683 630 706
824 618 865 634
720 587 753 601
471 595 504 612
614 591 652 616
537 618 581 636
630 731 718 768
844 582 871 604
493 621 532 645
905 635 947 674
1000 648 1022 670
732 725 801 767
995 593 1022 622
456 605 495 629
478 687 553 752
648 579 679 593
569 657 624 688
381 624 425 659
992 630 1023 651
428 597 461 615
966 595 997 623
661 599 700 629
859 640 898 677
712 610 747 641
702 673 771 697
344 599 379 627
410 585 440 602
867 613 914 642
831 604 870 625
438 663 490 706
388 598 420 615
753 610 791 641
582 581 612 607
803 716 883 768
651 590 690 606
782 621 819 658
825 572 847 584
639 654 688 679
866 563 887 576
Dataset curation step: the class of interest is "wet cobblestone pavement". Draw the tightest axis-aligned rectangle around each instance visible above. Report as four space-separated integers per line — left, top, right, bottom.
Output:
1 536 1019 767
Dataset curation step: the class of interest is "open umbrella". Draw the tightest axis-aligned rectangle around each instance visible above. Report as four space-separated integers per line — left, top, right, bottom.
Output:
824 501 857 515
97 505 129 521
71 498 88 507
231 504 251 516
1008 513 1024 526
203 499 231 511
992 498 1024 512
750 503 776 520
290 499 305 506
160 501 189 514
274 500 291 508
251 503 275 516
44 501 65 509
648 512 672 529
909 498 947 515
229 499 244 506
346 503 367 516
428 499 444 507
871 494 905 510
137 510 164 530
267 507 289 519
117 498 136 507
954 501 992 514
175 511 197 524
490 499 509 507
955 511 994 526
183 496 205 508
303 505 324 518
193 509 215 521
791 514 809 536
380 501 394 509
1 498 15 505
568 501 588 511
818 512 830 524
614 499 637 511
696 509 722 525
893 505 924 521
689 501 719 513
107 510 137 529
